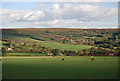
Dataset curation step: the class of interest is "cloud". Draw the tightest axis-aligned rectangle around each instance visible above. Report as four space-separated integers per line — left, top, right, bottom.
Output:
56 0 118 2
1 3 118 28
22 10 45 21
53 4 60 9
34 19 117 28
1 9 45 21
57 4 117 20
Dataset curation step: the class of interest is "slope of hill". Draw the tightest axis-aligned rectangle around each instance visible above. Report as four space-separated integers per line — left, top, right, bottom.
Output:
1 28 120 56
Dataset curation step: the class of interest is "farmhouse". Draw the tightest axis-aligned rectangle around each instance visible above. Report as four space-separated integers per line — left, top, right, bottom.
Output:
59 37 65 40
7 47 13 51
47 53 53 56
108 52 115 56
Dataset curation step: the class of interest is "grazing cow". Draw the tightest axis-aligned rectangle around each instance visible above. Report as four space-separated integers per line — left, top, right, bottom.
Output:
91 58 95 60
62 58 64 61
0 59 1 61
105 58 108 60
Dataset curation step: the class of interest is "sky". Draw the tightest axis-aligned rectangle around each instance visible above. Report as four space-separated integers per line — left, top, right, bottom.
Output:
0 1 118 29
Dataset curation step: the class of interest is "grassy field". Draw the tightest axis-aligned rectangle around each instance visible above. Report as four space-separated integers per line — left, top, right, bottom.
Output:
3 35 40 42
2 56 118 79
3 35 93 51
40 41 93 51
9 53 47 56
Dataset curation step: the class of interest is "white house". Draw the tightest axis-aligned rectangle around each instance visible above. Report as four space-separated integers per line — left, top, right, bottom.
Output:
7 48 13 51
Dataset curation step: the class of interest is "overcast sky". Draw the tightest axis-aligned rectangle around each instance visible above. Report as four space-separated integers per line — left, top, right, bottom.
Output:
0 1 118 28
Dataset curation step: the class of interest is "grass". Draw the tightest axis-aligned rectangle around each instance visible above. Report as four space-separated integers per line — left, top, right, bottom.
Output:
9 53 47 56
2 56 118 79
40 41 93 51
3 35 93 51
3 35 40 42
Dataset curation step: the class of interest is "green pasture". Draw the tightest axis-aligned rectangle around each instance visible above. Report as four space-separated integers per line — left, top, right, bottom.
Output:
40 41 93 51
9 53 47 56
2 56 118 79
3 35 40 42
3 35 93 51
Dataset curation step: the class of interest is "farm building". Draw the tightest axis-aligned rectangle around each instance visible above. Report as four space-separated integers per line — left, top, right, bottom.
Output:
7 47 13 51
47 53 53 56
108 52 115 56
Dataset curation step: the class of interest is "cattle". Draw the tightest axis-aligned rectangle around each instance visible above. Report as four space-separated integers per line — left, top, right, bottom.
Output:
62 58 64 61
105 58 108 60
91 58 95 60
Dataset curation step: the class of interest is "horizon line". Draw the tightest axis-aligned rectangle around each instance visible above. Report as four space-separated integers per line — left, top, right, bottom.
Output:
0 27 119 30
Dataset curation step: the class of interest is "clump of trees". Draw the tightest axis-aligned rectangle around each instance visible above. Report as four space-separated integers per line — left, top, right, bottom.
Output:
2 47 9 56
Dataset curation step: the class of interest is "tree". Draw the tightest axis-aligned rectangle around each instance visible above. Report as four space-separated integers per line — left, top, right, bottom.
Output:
63 50 68 56
62 38 68 44
51 49 60 56
77 50 83 56
2 47 8 56
82 49 88 56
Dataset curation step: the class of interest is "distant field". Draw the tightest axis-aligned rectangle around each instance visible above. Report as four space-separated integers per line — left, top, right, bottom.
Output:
2 56 118 79
40 41 93 51
9 53 47 56
3 35 40 42
3 35 93 51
